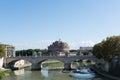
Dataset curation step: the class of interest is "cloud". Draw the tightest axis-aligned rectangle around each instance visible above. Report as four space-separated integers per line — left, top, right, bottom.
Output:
80 40 95 47
68 40 95 49
14 40 53 50
14 40 96 50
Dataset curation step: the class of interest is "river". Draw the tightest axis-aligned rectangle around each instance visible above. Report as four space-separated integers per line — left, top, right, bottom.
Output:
6 68 111 80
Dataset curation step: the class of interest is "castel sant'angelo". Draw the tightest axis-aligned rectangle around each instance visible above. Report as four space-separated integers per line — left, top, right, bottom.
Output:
48 39 69 56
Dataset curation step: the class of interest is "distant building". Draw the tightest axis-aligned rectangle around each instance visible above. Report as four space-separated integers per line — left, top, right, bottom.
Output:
78 47 93 56
48 40 69 56
5 44 15 57
80 47 92 51
0 43 15 68
0 43 15 57
4 44 26 68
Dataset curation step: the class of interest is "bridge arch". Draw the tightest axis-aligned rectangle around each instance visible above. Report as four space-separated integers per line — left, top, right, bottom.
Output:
5 58 32 70
71 59 96 68
39 59 64 69
62 57 97 70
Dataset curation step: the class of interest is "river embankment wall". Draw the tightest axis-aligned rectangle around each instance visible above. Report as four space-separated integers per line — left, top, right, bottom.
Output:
93 67 120 80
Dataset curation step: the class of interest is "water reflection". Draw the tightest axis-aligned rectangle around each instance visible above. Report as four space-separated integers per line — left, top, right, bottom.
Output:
75 79 93 80
6 69 110 80
14 69 25 75
72 77 94 80
41 69 48 77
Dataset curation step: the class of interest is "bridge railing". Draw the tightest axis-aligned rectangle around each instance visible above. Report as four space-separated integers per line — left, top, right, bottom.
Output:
8 52 94 58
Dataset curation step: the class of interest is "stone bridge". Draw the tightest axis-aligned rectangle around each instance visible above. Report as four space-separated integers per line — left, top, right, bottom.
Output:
4 55 98 70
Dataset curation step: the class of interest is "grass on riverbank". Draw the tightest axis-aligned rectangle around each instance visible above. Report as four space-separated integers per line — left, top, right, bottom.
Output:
0 70 10 80
42 61 64 69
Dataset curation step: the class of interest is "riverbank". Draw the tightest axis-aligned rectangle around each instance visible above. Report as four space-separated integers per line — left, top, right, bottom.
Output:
93 68 120 80
0 69 10 80
18 63 31 69
42 61 64 69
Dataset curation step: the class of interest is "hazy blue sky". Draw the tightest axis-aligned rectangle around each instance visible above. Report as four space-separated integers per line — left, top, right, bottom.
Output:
0 0 120 50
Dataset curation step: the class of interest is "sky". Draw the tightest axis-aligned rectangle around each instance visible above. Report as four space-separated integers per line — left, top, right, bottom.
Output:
0 0 120 50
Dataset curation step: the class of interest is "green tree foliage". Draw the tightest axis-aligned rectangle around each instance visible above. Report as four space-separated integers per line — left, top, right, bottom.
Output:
93 43 103 58
0 44 5 58
0 71 5 80
0 70 10 80
16 49 48 56
70 49 78 52
93 36 120 61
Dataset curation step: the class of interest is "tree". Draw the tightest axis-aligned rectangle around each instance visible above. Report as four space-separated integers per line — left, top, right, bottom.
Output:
92 42 104 59
70 49 78 52
34 49 41 53
0 44 5 58
15 49 48 56
93 36 120 61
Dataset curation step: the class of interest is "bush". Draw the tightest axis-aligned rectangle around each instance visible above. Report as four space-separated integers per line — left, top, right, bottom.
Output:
0 70 10 80
0 71 5 80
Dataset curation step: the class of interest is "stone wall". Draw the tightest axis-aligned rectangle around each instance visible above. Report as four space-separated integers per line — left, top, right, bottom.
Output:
96 59 109 72
109 56 120 77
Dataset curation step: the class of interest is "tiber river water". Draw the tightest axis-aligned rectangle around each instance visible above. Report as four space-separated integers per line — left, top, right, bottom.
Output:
6 68 111 80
